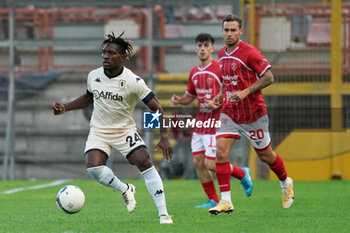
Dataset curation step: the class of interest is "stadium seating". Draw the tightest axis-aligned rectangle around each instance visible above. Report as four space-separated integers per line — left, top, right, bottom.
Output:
306 22 331 46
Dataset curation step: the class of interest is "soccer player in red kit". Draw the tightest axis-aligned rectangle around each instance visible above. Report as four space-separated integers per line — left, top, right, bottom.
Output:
171 33 253 209
207 15 294 215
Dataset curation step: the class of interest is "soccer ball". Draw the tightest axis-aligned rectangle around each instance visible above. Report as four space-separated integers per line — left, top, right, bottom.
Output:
56 185 85 214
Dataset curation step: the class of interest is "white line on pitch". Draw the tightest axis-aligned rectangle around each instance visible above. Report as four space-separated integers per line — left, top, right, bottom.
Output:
2 179 72 194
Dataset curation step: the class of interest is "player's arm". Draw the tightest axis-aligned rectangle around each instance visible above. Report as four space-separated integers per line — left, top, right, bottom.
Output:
170 93 195 106
143 93 173 162
52 91 93 115
230 69 274 101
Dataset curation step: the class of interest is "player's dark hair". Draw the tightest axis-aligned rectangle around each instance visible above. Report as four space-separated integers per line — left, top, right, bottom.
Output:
101 31 134 59
195 33 215 45
222 14 242 28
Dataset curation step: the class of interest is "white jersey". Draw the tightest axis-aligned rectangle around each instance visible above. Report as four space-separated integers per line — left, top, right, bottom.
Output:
87 66 152 132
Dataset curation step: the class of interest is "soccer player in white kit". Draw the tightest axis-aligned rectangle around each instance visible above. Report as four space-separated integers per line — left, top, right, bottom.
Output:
52 32 173 224
207 15 294 215
171 33 253 209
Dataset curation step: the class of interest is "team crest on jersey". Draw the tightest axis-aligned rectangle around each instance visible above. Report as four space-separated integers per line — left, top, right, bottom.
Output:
206 77 213 86
118 80 126 89
231 62 238 71
193 80 198 86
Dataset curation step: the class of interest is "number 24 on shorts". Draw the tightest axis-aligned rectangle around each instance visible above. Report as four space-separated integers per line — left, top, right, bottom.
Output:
126 133 142 147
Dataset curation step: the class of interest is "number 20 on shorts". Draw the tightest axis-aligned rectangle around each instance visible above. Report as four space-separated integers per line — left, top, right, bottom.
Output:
249 129 264 140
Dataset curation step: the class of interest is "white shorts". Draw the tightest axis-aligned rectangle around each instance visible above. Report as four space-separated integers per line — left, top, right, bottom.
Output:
216 113 271 151
84 128 146 159
191 133 216 160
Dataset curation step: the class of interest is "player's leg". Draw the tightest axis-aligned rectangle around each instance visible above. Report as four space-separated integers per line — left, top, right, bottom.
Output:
203 140 253 197
193 153 219 208
242 115 294 208
216 113 253 195
255 146 294 209
209 131 253 197
192 133 219 208
85 149 128 192
128 147 172 224
209 136 236 215
84 149 135 212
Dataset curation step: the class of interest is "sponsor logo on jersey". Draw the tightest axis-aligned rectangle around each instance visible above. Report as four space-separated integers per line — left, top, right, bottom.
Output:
223 75 239 86
94 77 101 82
196 88 212 94
222 75 239 81
92 90 123 101
199 102 212 113
255 140 262 145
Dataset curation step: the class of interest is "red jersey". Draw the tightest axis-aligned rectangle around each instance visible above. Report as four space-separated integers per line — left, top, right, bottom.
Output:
186 60 222 134
218 40 271 124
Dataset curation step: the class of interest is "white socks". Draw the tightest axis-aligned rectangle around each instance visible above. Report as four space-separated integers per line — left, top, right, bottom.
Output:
141 166 168 217
221 191 232 203
87 165 128 193
280 177 291 187
87 165 169 216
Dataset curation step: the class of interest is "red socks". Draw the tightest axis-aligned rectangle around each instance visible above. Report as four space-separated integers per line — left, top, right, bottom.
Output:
201 181 219 202
268 153 288 181
216 161 231 192
231 165 245 180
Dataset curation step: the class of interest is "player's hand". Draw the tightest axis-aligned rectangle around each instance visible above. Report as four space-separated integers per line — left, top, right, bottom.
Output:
52 102 66 115
212 93 224 106
230 89 249 102
154 136 173 162
170 94 180 107
205 99 221 110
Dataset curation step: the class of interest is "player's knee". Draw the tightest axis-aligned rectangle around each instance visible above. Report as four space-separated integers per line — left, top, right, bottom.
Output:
193 155 205 169
216 147 228 161
257 150 275 164
129 154 153 171
135 159 153 171
84 150 108 168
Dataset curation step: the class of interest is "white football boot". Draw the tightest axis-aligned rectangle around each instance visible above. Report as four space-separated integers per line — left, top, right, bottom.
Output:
122 184 137 213
159 215 173 224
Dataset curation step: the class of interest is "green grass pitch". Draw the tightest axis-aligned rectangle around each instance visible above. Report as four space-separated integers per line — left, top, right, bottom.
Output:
0 179 349 233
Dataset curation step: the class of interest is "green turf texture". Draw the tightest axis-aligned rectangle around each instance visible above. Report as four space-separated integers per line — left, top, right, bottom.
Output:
0 179 349 233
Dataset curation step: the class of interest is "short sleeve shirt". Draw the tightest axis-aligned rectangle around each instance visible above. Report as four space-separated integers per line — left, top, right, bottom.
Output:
186 60 222 134
87 66 151 132
218 40 271 123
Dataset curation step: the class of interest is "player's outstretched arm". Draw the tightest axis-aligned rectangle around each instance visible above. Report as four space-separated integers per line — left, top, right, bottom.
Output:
146 96 173 162
52 93 93 115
